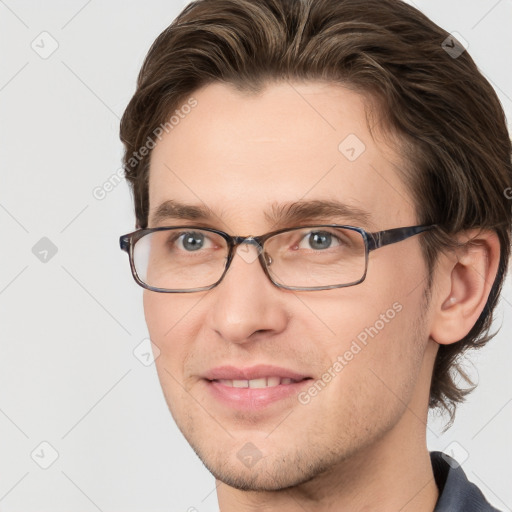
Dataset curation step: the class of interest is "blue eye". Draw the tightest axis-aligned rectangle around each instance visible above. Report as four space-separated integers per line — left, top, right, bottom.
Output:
179 232 205 251
298 230 343 251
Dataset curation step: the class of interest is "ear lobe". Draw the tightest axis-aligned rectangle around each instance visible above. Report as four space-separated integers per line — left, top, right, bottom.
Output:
430 230 501 346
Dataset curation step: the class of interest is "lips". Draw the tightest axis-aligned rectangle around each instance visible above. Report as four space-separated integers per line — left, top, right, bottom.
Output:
202 364 311 383
215 376 301 388
202 365 313 411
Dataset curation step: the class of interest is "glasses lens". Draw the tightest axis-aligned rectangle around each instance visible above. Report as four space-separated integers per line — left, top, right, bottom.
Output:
264 226 367 288
133 229 228 291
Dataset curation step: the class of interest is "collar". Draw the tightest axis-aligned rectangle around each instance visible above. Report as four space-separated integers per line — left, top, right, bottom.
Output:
431 451 501 511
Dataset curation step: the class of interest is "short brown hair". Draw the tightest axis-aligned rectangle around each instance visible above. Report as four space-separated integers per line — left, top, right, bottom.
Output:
120 0 512 422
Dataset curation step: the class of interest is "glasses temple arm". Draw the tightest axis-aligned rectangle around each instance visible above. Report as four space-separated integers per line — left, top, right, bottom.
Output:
367 225 436 251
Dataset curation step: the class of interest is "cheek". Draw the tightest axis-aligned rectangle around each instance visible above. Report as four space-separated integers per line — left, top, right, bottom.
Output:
142 292 196 373
143 292 197 419
143 292 173 347
303 305 426 450
143 291 202 340
143 291 161 334
307 267 428 408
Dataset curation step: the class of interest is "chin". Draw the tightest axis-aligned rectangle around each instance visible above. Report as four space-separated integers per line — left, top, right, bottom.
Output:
185 435 338 492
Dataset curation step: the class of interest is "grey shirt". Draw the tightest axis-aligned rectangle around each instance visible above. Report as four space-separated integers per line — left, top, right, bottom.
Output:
431 451 501 511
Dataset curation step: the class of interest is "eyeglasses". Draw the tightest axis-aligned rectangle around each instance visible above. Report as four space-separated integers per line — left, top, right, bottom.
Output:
119 224 436 293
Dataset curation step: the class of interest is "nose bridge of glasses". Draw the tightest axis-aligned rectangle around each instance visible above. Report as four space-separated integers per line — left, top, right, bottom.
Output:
231 236 268 265
233 236 259 246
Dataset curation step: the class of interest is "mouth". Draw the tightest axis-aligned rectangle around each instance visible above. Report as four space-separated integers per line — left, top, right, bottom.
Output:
202 365 313 411
210 376 308 388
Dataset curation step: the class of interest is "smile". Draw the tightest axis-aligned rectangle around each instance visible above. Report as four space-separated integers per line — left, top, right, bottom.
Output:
212 376 303 388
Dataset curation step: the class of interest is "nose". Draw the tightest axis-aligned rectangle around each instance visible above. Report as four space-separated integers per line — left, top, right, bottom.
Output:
206 240 289 344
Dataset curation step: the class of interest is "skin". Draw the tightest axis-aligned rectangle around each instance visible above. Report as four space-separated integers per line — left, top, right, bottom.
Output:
143 81 500 511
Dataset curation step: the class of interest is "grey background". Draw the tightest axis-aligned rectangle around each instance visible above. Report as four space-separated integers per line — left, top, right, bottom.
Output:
0 1 511 511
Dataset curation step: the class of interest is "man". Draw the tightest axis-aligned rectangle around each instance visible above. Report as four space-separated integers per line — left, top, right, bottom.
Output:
119 0 511 510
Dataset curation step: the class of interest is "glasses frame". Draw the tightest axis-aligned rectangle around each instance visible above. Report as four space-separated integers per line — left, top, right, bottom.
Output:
120 223 436 293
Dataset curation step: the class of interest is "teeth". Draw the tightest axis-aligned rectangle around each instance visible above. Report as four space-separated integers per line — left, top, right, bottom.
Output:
266 376 280 387
249 378 267 389
215 377 299 388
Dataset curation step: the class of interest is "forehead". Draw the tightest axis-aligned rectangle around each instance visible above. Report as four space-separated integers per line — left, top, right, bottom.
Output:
147 81 415 232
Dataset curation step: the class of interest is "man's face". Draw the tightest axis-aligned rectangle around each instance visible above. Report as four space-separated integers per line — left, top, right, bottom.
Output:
144 81 436 490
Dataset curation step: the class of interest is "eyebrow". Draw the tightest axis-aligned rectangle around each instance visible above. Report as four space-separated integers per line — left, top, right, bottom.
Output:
150 198 374 230
150 200 218 225
267 200 373 228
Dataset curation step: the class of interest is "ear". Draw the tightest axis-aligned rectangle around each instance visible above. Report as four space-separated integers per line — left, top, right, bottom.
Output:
430 229 501 346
